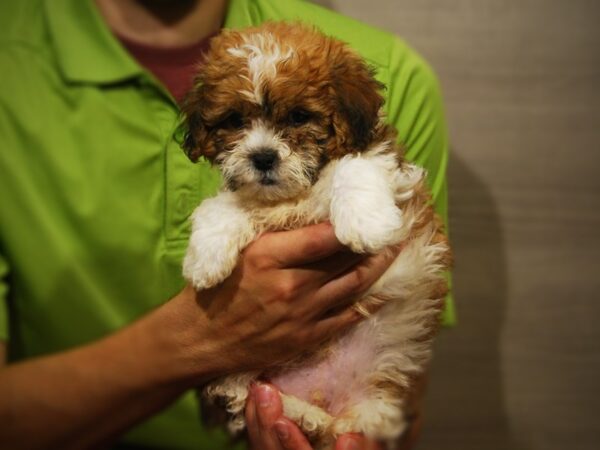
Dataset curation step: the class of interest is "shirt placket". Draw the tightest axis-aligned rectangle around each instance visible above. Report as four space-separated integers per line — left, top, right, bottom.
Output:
139 78 199 246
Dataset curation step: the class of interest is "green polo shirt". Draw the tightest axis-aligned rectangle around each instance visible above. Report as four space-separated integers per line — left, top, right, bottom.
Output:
0 0 454 447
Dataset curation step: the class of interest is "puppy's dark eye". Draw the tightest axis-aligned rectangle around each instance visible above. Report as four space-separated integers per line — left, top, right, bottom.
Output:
288 109 312 126
217 111 244 130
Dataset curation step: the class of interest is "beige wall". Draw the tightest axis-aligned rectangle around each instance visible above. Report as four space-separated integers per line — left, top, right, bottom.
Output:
312 1 600 449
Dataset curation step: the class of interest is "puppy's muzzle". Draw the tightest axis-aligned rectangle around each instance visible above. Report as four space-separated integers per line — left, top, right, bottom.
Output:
250 149 278 172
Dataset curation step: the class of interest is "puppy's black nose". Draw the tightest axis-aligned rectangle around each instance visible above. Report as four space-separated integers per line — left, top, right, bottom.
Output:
251 150 278 171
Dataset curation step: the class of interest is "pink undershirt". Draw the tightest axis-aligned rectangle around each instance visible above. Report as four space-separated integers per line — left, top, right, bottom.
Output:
118 33 217 104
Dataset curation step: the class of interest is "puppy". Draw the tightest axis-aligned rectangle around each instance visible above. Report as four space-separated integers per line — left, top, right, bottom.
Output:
180 22 451 449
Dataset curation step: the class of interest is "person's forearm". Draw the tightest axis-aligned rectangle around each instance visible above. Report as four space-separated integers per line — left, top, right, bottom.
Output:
0 223 398 449
0 341 6 366
0 291 218 449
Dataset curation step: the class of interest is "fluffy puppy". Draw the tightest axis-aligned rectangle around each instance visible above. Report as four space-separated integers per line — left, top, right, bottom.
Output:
180 22 451 450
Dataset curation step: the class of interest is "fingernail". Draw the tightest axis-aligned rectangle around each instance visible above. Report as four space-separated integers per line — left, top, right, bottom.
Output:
275 420 289 442
256 384 274 408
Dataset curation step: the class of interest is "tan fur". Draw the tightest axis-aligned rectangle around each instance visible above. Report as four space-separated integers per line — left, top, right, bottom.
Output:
180 22 451 449
181 22 388 166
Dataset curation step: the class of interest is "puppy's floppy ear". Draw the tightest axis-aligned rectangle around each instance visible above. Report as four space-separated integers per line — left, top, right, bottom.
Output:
177 85 212 163
329 43 385 152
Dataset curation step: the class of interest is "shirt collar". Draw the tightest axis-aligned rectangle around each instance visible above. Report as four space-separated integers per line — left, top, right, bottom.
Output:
44 0 143 84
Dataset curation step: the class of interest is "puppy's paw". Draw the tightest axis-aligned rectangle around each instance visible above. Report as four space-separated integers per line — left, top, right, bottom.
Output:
281 393 333 437
330 155 405 253
204 372 258 436
185 262 235 291
182 238 240 290
183 194 255 290
332 399 406 442
332 207 403 254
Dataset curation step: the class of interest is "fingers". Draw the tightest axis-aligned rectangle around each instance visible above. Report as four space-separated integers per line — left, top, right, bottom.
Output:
291 250 366 288
260 222 348 267
312 307 362 341
313 245 401 313
273 418 313 450
246 384 283 450
255 384 283 427
246 384 313 450
245 389 261 446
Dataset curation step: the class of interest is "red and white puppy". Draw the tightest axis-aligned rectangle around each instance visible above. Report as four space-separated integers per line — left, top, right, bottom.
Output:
180 22 450 450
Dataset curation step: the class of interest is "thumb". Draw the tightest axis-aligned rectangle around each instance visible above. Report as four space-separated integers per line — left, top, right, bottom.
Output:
262 222 346 267
253 383 284 427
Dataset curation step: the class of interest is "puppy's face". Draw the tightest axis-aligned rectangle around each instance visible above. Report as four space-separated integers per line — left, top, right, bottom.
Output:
181 23 384 203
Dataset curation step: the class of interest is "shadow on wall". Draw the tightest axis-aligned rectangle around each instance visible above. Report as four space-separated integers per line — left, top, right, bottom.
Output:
417 153 520 450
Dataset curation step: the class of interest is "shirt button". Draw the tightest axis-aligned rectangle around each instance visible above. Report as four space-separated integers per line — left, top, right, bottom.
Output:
175 191 191 216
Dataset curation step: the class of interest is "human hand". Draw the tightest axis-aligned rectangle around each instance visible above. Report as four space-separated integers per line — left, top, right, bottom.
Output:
246 383 382 450
190 222 400 376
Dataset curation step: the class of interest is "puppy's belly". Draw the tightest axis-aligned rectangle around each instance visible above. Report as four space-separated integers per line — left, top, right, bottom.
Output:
268 318 378 417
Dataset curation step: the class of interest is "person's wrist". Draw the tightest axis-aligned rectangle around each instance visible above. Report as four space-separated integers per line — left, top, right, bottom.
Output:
133 285 230 387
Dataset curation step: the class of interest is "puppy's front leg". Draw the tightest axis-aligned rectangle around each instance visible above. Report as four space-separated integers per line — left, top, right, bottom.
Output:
330 155 403 254
183 192 256 290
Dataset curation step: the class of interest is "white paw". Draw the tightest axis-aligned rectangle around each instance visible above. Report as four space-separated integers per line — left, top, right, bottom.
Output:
204 372 258 435
182 237 240 290
281 393 333 436
332 399 406 441
332 206 403 254
182 194 255 290
330 155 405 254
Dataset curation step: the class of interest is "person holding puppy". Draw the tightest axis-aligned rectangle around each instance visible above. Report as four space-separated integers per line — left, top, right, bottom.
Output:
0 0 453 448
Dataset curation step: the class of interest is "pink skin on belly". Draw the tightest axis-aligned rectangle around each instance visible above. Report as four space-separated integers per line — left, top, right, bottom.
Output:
269 320 377 416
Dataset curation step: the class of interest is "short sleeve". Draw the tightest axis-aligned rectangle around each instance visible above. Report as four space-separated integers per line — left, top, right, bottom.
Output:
385 39 456 326
0 252 9 341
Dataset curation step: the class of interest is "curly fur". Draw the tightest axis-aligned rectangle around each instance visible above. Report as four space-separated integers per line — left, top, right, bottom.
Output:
181 22 451 449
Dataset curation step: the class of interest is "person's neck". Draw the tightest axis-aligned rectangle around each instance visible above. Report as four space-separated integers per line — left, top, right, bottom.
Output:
95 0 229 48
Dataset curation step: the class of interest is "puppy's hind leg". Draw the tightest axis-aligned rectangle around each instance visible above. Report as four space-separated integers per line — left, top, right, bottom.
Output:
203 371 260 434
331 396 407 445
